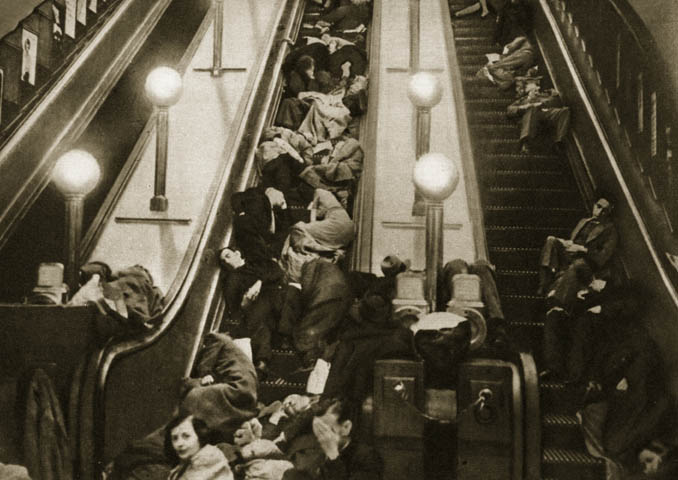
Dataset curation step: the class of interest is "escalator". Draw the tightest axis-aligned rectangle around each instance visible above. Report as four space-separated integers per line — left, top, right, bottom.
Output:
0 0 211 302
448 1 604 478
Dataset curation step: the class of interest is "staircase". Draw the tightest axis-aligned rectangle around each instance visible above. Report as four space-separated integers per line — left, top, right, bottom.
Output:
448 1 605 478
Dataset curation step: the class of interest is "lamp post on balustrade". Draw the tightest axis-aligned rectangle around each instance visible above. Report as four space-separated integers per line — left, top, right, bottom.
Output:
412 152 459 311
52 150 101 293
194 0 247 77
408 71 443 216
145 66 183 212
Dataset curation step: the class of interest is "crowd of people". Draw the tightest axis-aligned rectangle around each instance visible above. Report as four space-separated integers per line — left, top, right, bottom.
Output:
454 1 676 476
536 194 677 477
457 0 571 154
62 2 675 479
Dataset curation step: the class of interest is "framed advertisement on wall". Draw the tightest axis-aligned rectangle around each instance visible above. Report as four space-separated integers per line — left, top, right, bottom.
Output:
0 68 4 126
21 28 39 86
65 0 76 38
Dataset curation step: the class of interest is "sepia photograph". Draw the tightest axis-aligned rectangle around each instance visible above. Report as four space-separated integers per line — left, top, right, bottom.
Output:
0 1 677 479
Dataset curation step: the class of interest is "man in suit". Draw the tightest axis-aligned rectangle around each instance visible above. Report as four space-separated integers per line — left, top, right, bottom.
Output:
506 77 570 154
537 196 618 296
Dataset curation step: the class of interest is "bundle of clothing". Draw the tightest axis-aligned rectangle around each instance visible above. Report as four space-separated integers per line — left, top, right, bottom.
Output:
70 262 165 332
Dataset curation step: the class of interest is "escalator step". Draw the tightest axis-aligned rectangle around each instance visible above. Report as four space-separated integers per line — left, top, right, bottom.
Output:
488 246 541 269
468 110 512 123
485 225 569 248
484 186 578 208
470 123 520 136
542 447 604 465
455 36 496 47
478 152 563 170
542 414 586 451
458 53 492 66
542 447 605 479
259 378 307 405
483 205 581 226
496 269 539 295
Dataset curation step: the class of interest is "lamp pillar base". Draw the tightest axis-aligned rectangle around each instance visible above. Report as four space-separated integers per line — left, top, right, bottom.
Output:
150 195 169 212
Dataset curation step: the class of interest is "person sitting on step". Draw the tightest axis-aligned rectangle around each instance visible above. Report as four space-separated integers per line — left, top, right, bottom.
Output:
506 76 570 154
536 195 618 296
478 35 536 90
282 396 383 480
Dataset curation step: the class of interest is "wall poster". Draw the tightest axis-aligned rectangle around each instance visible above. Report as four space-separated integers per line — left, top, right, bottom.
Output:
65 0 76 38
77 0 87 25
651 92 657 157
21 28 39 86
637 72 643 134
0 68 4 126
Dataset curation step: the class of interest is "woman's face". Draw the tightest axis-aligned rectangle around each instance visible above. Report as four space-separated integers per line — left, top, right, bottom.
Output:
171 417 201 461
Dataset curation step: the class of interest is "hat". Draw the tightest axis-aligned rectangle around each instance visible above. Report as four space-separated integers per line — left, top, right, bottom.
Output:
380 254 411 277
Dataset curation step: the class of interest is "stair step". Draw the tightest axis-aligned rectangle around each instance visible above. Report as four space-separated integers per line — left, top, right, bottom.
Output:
485 225 570 248
481 170 575 190
483 205 582 227
474 137 522 153
542 447 605 480
450 18 498 31
487 245 541 270
457 45 499 56
496 269 539 295
500 294 545 329
468 109 511 122
268 349 304 377
484 186 579 208
465 98 514 113
455 36 496 46
470 123 520 136
259 377 307 405
543 413 586 450
506 319 543 354
458 52 492 66
540 382 587 416
478 152 564 170
542 447 604 466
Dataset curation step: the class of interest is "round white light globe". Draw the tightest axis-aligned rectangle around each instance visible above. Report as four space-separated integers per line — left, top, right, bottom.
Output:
412 152 459 201
145 66 183 107
407 72 443 108
52 150 101 196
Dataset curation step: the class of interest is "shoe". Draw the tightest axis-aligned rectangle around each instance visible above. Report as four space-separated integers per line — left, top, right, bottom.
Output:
519 142 531 154
481 10 490 18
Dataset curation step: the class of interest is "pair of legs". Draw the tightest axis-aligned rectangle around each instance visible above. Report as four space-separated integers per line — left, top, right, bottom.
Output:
455 0 491 18
519 106 571 153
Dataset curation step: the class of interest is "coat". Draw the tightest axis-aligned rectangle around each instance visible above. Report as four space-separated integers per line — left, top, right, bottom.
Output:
181 333 259 440
23 368 72 480
168 445 233 480
288 259 351 359
324 325 416 404
569 217 618 270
